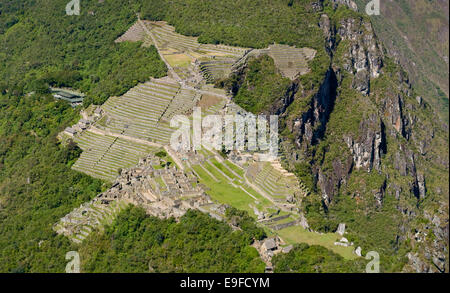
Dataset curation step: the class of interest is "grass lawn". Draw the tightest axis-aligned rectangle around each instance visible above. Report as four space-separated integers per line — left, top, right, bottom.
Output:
192 159 275 217
276 225 358 260
192 164 258 216
210 158 237 179
164 53 192 67
224 159 245 176
193 155 358 261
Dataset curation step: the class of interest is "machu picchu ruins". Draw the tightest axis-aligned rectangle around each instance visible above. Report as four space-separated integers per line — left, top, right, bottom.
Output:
2 0 448 276
56 17 359 262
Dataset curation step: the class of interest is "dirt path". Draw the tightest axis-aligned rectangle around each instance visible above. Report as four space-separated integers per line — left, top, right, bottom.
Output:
164 145 185 171
137 16 182 83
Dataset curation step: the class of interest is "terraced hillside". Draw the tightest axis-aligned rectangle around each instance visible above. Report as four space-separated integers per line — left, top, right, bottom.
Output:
179 149 355 258
114 21 146 43
143 21 249 84
246 161 307 203
267 44 316 80
65 17 352 261
114 19 316 87
97 78 181 144
72 131 156 182
187 149 279 218
161 88 200 121
54 200 128 244
145 21 248 57
198 58 237 83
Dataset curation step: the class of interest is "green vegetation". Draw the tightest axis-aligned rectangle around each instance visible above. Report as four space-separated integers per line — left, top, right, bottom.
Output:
191 164 270 217
323 192 409 272
275 226 356 260
0 0 167 105
141 0 325 50
294 162 315 192
224 207 266 241
1 0 447 274
141 0 331 90
221 55 293 113
0 93 105 272
0 0 270 273
273 243 364 273
80 206 265 273
353 0 449 122
155 150 167 158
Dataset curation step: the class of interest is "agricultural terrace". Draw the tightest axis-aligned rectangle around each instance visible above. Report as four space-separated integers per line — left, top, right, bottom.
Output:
72 130 156 182
97 78 181 144
114 21 146 43
182 148 342 255
267 44 316 80
246 161 308 203
186 148 275 218
161 88 200 122
198 94 227 115
64 19 354 260
143 21 249 83
55 200 128 244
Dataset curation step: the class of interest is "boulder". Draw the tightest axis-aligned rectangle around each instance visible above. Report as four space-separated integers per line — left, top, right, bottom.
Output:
282 245 294 253
263 238 277 251
337 223 346 235
354 246 362 257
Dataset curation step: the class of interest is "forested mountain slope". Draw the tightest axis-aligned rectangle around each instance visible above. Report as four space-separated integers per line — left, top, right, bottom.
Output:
354 0 449 122
0 0 167 104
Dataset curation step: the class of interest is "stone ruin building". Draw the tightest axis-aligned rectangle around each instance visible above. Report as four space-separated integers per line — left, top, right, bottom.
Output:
55 153 217 243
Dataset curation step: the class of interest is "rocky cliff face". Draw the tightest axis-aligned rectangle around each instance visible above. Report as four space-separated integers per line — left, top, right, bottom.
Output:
336 17 383 94
288 68 337 149
299 10 387 203
344 114 384 172
225 1 448 273
352 0 449 122
281 2 448 272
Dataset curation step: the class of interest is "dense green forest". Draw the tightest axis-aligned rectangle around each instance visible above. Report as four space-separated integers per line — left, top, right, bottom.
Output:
272 243 364 273
0 0 167 272
218 55 293 114
141 0 325 49
80 207 265 273
0 93 104 272
0 0 167 105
